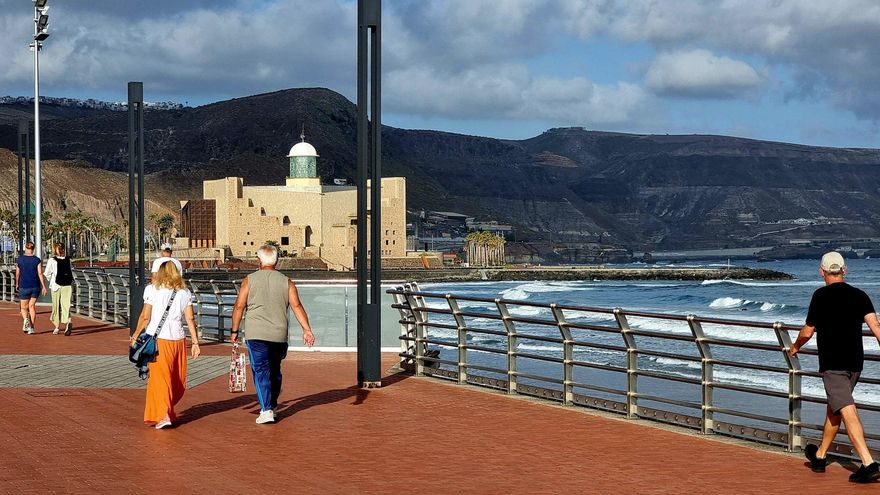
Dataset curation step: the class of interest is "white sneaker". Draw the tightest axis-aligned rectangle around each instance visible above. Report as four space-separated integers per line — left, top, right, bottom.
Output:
52 328 60 335
255 410 275 424
26 326 35 335
155 417 172 429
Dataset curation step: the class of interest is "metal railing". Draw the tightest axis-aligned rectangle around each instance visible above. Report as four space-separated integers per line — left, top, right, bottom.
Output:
0 268 400 347
389 283 880 458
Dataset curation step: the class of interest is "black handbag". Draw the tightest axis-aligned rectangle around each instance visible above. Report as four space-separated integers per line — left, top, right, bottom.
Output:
129 290 177 380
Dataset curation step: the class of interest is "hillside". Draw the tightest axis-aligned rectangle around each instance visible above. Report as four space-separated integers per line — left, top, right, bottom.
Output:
0 148 177 224
3 88 880 251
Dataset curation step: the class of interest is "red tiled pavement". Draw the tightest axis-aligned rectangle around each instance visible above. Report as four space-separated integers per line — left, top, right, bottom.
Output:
0 302 876 494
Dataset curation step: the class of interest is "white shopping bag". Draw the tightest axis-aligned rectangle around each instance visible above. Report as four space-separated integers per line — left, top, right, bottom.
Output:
228 342 248 393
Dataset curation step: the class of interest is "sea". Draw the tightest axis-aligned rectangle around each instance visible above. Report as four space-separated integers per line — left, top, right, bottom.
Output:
414 258 880 443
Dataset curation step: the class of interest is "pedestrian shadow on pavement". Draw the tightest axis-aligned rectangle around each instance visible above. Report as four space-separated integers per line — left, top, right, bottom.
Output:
177 370 411 425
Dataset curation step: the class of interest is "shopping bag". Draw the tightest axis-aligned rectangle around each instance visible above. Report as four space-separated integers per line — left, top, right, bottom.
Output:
228 342 248 393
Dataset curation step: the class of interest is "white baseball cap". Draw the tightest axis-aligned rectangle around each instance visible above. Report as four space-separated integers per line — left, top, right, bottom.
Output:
820 251 845 274
160 243 173 251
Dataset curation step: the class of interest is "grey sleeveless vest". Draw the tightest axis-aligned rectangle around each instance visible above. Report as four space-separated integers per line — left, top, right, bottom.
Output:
244 270 290 343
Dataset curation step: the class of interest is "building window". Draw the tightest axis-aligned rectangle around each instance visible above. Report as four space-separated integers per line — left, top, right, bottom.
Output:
392 240 395 245
281 237 289 246
251 241 254 245
283 216 291 226
260 207 266 216
247 232 250 235
385 229 389 235
243 242 246 246
385 240 389 245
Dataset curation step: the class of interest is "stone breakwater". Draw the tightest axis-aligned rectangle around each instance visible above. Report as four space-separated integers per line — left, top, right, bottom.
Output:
380 267 792 283
181 266 793 283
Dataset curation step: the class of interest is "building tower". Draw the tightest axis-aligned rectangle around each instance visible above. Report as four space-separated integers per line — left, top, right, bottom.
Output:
286 129 321 189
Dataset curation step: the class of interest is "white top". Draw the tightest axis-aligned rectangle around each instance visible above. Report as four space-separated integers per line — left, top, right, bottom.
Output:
44 257 61 291
150 256 183 275
143 285 193 341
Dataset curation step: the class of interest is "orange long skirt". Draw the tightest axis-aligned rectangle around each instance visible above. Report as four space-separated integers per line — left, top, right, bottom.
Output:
143 338 188 424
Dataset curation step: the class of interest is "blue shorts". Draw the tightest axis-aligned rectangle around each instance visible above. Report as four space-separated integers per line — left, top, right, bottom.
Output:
19 287 40 300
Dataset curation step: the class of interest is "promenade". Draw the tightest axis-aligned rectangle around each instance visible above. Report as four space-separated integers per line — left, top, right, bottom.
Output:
0 302 874 494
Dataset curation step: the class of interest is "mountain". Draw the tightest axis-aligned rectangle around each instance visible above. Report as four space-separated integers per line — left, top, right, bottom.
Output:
3 87 880 252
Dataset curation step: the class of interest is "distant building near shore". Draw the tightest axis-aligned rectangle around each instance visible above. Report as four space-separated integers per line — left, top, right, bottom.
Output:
177 134 407 271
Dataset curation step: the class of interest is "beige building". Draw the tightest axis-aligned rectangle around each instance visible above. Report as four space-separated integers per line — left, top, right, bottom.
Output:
181 137 406 271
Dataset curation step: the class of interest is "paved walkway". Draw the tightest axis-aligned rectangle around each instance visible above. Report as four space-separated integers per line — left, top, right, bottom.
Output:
0 302 876 494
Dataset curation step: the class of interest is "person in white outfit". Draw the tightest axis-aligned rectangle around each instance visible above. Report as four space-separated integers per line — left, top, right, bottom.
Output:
43 243 74 335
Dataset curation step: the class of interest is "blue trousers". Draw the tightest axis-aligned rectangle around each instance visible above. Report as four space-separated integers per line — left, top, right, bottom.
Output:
246 340 288 412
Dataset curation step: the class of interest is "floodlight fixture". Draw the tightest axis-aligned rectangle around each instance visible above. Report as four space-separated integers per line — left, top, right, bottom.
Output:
35 0 48 9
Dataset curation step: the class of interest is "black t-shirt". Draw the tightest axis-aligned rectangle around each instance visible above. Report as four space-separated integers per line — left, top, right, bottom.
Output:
806 282 875 372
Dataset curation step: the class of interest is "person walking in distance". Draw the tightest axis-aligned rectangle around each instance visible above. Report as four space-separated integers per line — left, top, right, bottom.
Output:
230 244 315 424
44 243 74 335
150 243 183 284
15 241 47 334
790 252 880 483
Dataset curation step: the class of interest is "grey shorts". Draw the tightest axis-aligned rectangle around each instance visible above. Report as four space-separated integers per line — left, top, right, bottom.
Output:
822 370 860 414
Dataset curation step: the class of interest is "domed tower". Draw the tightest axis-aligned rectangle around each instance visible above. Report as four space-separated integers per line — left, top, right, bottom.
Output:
285 130 321 188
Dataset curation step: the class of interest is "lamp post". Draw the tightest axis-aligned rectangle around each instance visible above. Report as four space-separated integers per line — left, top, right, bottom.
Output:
32 0 49 258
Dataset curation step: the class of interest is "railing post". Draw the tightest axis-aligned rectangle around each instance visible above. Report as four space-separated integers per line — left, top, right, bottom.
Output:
108 276 120 324
496 300 517 395
391 290 414 365
84 272 95 318
688 315 715 434
210 281 225 342
447 296 468 385
0 271 7 301
188 281 204 340
551 304 574 406
775 322 803 452
99 273 109 322
615 308 638 418
404 292 427 376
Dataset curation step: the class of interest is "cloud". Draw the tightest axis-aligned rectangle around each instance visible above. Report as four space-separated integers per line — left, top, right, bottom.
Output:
645 49 764 98
386 64 648 126
564 0 880 118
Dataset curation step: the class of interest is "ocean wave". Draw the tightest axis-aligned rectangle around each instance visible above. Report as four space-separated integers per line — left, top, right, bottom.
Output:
708 297 787 312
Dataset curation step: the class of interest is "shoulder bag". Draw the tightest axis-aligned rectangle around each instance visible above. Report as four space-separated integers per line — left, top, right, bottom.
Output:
129 289 178 380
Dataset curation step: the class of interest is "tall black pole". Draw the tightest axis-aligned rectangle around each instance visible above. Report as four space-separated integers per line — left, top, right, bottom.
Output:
17 121 27 252
357 0 382 387
128 82 145 335
25 122 31 245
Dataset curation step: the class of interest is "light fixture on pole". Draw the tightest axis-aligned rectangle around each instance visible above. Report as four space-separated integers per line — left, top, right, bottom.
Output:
32 0 49 258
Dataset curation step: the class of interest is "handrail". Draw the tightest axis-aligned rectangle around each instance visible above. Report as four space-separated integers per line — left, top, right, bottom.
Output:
388 284 880 459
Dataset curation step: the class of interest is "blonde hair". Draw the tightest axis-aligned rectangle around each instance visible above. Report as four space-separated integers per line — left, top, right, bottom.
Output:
154 260 185 290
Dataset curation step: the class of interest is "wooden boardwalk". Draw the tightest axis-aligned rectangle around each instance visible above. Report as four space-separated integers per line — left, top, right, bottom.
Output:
0 302 875 494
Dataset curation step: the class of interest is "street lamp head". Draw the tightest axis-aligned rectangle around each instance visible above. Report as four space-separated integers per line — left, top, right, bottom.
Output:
34 0 48 8
35 31 49 41
37 14 49 30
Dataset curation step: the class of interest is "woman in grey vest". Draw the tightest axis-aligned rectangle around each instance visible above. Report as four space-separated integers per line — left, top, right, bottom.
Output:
231 244 315 424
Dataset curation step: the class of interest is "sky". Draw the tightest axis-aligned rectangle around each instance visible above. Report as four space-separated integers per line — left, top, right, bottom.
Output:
1 0 879 148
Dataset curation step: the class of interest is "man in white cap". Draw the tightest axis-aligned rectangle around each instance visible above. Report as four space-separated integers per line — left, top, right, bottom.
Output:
790 251 880 483
151 243 183 283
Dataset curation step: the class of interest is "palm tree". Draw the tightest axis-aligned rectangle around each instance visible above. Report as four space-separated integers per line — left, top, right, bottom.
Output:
465 231 506 267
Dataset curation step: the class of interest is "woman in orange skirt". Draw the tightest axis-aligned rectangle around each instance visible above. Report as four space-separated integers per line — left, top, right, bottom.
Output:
130 261 200 429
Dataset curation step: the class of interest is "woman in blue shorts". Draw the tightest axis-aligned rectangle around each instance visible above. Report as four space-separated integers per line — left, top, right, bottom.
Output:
15 241 47 334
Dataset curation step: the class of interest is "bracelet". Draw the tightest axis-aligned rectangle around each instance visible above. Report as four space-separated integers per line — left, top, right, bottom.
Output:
231 330 239 334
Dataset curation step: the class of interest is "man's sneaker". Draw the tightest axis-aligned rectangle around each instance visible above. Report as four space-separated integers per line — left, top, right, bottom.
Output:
22 321 29 333
256 410 275 424
804 444 826 473
26 326 35 335
849 462 880 483
155 417 172 430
